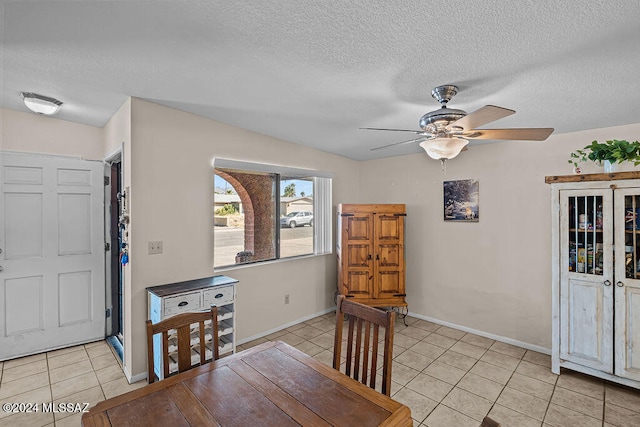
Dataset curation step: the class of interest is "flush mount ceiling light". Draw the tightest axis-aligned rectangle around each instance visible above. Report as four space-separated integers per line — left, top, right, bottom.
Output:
21 92 63 115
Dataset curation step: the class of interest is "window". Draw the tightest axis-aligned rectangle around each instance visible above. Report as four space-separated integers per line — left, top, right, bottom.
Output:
213 159 332 268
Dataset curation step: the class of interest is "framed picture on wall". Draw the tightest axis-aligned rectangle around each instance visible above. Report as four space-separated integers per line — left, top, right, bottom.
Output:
443 179 479 222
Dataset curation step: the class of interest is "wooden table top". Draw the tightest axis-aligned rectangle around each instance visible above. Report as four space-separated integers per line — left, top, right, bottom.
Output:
82 340 412 427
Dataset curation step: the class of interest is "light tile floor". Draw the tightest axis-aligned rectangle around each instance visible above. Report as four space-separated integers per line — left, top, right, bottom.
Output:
1 313 639 426
239 313 640 427
0 340 145 427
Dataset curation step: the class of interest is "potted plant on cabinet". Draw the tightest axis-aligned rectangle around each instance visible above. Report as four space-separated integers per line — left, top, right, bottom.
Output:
568 139 640 172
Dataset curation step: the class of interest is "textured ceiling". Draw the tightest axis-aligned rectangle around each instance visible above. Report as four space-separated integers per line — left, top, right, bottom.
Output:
2 1 640 160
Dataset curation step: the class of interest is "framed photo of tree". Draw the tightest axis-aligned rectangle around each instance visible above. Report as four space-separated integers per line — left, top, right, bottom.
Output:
443 179 479 222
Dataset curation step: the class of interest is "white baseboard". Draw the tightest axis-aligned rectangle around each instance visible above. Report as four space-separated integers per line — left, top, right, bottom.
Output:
407 311 551 355
238 307 335 345
123 365 148 384
237 308 551 356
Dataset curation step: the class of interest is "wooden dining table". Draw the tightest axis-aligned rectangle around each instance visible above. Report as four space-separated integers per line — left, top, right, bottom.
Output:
82 340 412 426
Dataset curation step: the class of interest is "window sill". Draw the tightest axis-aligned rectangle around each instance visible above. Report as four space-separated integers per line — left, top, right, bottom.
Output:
214 252 332 273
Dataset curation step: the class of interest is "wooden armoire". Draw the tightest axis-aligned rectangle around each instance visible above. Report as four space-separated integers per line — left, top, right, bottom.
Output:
336 204 406 308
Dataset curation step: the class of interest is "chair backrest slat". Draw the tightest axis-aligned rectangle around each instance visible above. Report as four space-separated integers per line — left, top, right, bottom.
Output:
146 305 219 384
333 295 395 396
353 318 362 381
361 321 371 385
162 331 170 379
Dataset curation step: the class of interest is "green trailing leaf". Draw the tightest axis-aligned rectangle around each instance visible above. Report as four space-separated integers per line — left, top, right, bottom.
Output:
568 139 640 168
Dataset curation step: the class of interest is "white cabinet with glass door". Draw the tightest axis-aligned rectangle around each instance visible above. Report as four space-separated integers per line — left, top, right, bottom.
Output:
549 171 640 389
613 188 640 383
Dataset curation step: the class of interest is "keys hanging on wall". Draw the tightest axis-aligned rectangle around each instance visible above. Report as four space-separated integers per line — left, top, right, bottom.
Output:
120 242 129 266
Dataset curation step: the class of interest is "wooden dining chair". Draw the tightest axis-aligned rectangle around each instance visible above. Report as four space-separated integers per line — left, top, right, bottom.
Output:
333 295 395 396
480 416 501 427
146 306 219 383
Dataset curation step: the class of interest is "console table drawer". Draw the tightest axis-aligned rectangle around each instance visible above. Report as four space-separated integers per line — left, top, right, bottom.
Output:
163 291 201 317
203 285 234 307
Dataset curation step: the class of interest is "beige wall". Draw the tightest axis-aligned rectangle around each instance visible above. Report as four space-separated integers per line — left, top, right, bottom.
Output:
102 99 134 375
1 108 104 160
125 98 361 378
4 99 640 379
103 99 131 157
358 123 640 349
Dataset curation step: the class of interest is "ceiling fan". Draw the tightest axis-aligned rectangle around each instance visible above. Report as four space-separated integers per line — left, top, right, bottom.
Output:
362 85 554 162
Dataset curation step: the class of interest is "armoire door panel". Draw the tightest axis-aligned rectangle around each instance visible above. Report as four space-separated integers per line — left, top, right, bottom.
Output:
376 271 401 297
378 244 401 267
377 216 400 240
346 217 371 240
344 272 371 296
346 244 371 268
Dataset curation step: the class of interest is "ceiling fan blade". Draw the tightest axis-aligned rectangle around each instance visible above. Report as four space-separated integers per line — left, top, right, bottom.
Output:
449 105 515 131
464 128 554 141
370 136 430 151
360 127 424 134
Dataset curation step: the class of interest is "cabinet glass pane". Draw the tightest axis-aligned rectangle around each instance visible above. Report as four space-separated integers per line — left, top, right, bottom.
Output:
568 195 603 275
624 195 640 279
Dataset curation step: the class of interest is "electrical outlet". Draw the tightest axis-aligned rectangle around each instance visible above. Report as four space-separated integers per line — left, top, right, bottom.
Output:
148 241 163 255
284 294 290 305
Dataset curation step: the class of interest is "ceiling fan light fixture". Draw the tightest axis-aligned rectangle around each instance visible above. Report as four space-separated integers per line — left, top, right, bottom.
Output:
21 92 63 115
419 137 469 160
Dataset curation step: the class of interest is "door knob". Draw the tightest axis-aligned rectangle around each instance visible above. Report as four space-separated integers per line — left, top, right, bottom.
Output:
604 280 611 286
616 281 624 287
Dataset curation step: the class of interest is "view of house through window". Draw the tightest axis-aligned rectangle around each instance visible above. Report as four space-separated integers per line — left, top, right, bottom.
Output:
214 167 314 268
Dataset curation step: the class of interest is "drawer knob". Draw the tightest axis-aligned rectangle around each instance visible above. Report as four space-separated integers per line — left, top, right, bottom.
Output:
178 301 189 307
215 293 224 299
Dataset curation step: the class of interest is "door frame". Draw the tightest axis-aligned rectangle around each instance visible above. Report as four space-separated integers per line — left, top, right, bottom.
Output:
104 144 125 360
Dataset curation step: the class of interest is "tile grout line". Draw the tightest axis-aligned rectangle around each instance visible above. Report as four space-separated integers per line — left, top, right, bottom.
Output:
45 350 53 413
400 330 499 424
432 344 494 425
537 364 557 426
388 330 556 425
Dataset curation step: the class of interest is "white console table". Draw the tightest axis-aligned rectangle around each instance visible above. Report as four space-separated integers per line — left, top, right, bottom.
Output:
146 275 238 380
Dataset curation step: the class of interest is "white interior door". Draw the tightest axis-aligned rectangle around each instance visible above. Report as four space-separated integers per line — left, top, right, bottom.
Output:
0 152 105 360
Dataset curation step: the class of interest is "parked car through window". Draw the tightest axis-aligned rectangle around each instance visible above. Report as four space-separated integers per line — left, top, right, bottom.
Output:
280 211 313 228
